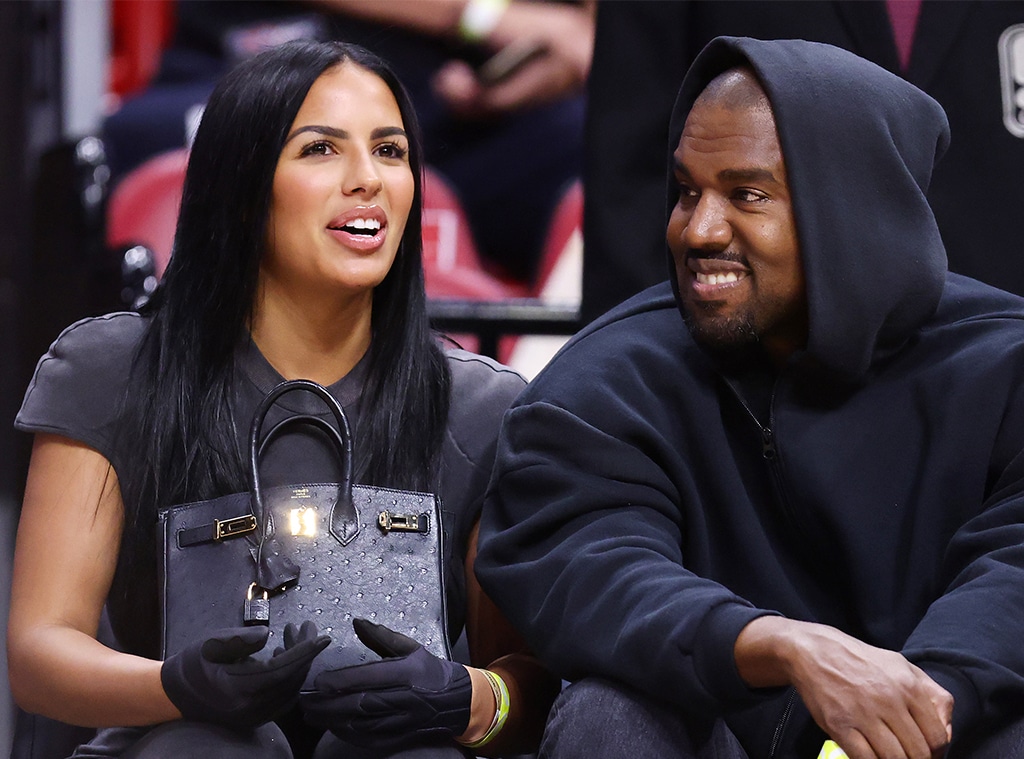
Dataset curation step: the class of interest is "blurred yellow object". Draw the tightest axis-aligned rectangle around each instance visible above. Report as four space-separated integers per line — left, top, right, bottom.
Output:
818 740 850 759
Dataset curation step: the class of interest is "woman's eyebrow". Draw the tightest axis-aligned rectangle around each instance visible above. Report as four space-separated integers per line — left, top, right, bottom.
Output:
285 125 349 143
284 125 408 143
371 126 408 140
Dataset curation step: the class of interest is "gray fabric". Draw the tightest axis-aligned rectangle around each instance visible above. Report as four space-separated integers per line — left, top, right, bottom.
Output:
540 678 747 759
69 722 293 759
541 679 1024 759
312 733 471 759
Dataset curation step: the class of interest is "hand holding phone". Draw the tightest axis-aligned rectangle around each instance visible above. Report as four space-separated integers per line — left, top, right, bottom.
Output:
476 41 548 85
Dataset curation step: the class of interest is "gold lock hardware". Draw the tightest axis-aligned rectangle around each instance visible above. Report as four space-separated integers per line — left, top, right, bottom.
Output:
215 515 257 540
377 511 429 534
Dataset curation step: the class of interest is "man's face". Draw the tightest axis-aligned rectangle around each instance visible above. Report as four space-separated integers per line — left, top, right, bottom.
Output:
667 79 807 363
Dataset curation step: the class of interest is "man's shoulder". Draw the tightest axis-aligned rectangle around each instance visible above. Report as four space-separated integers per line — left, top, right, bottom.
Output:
581 281 682 334
930 273 1024 337
515 282 705 419
534 282 690 376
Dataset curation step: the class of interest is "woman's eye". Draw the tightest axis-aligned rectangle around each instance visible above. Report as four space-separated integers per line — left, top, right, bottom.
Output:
375 142 408 161
300 141 334 157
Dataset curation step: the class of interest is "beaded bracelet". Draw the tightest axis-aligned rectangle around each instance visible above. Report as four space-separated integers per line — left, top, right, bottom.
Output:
458 669 510 749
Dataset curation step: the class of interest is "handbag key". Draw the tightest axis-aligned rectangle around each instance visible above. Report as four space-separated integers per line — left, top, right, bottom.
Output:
244 582 270 626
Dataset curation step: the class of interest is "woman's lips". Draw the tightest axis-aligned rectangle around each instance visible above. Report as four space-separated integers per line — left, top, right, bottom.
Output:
327 207 388 252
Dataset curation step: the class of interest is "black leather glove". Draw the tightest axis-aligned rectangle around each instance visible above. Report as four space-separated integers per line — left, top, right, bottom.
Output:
300 618 472 749
161 621 330 728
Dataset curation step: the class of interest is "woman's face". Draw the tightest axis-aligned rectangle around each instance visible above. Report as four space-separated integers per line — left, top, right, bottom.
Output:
263 62 415 302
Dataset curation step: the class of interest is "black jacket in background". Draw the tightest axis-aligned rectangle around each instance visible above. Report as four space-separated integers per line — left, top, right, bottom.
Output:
479 37 1024 756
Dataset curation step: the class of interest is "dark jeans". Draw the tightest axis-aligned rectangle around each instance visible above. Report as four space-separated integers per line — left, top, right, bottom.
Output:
539 678 1024 759
71 723 292 759
312 735 470 759
69 722 471 759
539 679 746 759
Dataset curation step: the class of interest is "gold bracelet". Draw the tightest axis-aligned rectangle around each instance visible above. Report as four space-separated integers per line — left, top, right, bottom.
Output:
457 669 510 749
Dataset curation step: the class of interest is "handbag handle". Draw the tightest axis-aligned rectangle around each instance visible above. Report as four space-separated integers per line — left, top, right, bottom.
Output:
249 379 359 590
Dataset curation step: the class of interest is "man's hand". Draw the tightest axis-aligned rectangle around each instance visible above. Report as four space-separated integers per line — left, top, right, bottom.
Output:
735 617 953 759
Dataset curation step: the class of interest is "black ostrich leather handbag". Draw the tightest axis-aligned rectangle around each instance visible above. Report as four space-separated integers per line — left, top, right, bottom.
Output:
158 379 451 691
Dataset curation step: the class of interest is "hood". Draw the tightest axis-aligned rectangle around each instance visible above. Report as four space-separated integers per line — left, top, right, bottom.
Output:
668 37 950 379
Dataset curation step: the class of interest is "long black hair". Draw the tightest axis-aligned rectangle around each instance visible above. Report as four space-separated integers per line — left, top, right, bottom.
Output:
113 41 450 652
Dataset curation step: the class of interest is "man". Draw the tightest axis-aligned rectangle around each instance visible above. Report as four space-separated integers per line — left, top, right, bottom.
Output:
476 37 1024 758
581 2 1024 323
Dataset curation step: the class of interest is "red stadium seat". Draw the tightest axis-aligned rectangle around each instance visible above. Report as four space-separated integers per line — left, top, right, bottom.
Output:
421 168 526 300
105 147 188 275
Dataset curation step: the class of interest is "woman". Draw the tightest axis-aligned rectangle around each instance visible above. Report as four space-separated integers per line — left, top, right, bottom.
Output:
9 40 558 758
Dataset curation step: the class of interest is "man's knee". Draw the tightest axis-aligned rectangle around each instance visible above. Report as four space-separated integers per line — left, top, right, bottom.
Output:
540 678 700 759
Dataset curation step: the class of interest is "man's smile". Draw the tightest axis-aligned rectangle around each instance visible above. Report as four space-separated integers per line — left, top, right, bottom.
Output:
694 270 748 286
686 255 751 297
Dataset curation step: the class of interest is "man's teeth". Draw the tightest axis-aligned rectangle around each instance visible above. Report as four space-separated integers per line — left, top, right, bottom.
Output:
696 271 744 285
342 218 381 234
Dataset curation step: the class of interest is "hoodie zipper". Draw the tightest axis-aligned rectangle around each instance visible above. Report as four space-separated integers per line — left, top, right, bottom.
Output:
723 377 819 557
723 376 779 462
761 425 777 460
724 379 793 513
768 689 799 758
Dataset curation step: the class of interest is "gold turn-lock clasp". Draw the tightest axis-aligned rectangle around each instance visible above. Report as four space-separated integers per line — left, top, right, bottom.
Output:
215 514 257 540
377 510 429 534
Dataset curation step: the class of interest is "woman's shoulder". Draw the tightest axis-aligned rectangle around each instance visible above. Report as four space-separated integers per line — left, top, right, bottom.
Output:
15 312 147 453
445 347 527 410
438 349 525 531
442 347 525 464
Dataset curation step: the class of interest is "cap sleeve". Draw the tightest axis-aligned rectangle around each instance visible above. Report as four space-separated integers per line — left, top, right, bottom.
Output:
15 312 146 472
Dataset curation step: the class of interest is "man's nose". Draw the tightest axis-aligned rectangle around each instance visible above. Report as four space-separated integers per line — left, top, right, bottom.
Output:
683 195 731 250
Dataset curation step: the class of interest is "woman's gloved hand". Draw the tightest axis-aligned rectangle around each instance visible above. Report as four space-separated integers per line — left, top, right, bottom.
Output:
161 620 330 728
300 618 472 749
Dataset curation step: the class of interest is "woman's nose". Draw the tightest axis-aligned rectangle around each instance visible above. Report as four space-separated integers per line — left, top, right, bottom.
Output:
343 152 383 197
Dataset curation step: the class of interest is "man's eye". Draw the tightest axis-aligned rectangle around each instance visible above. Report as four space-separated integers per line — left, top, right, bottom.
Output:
676 185 698 204
735 189 765 203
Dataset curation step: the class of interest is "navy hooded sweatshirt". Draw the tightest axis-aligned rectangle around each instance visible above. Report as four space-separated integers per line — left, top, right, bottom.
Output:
477 37 1024 755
